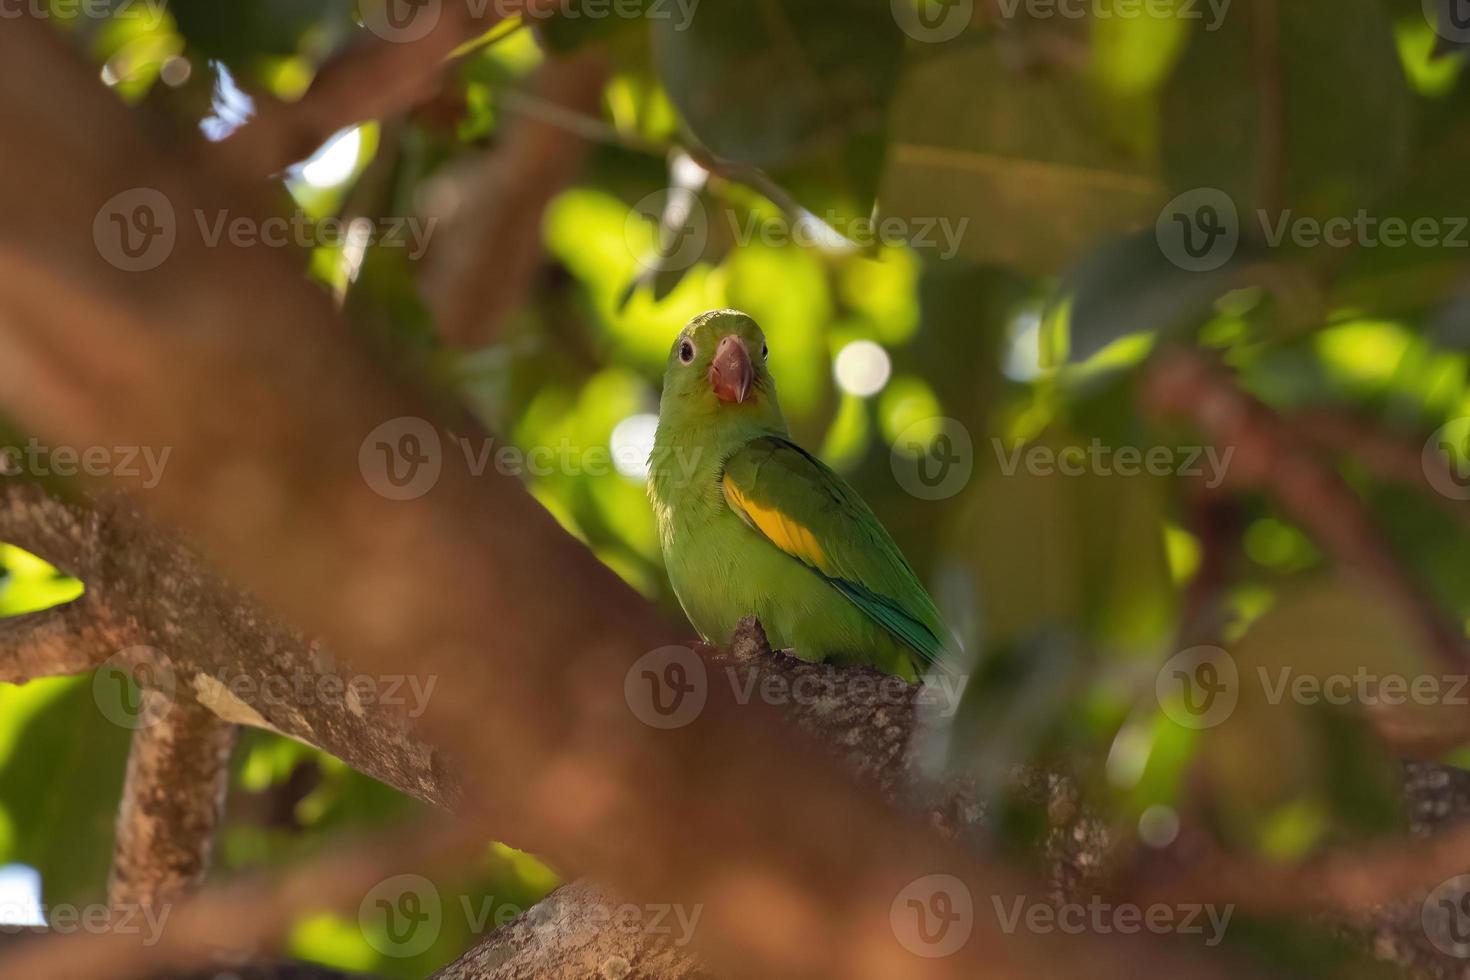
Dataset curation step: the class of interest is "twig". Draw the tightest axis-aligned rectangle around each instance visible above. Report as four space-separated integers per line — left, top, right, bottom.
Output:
1291 408 1470 533
1173 488 1244 651
0 817 481 980
0 592 128 684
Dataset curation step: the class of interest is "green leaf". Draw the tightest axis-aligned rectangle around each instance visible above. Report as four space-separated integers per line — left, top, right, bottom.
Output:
959 429 1177 648
537 0 650 52
651 0 904 220
1058 230 1249 361
1160 0 1411 224
0 676 130 905
170 0 353 64
883 41 1161 273
1196 578 1419 852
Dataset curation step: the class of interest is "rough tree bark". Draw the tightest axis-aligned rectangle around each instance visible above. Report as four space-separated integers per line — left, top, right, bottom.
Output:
108 695 238 909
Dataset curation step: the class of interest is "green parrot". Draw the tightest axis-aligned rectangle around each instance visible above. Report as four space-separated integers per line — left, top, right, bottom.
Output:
649 309 953 681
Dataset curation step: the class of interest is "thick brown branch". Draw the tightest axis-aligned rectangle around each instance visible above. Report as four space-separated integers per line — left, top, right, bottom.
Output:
0 478 100 577
431 880 704 980
0 480 457 808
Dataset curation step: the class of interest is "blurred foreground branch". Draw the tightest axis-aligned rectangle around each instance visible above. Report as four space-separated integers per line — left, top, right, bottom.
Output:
422 53 608 348
219 2 553 177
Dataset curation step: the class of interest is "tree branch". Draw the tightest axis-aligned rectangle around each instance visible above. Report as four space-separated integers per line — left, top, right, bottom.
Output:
0 479 100 577
0 593 121 683
431 880 703 980
1290 407 1470 532
0 817 482 980
1142 346 1470 746
216 2 551 178
421 52 608 348
0 479 458 808
109 693 239 909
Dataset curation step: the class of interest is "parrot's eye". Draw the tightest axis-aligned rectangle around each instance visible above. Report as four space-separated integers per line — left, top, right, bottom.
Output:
761 342 769 360
678 339 695 364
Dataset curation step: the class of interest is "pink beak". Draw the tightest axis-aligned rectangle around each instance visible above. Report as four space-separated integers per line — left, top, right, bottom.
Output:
708 335 754 404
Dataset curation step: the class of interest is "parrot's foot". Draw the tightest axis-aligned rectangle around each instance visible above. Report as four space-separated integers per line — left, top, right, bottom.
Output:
729 616 773 662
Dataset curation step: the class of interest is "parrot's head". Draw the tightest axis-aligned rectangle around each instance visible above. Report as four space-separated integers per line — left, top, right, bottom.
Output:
657 309 786 437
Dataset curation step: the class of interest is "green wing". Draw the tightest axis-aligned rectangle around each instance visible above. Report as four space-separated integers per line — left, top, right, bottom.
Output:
721 436 951 667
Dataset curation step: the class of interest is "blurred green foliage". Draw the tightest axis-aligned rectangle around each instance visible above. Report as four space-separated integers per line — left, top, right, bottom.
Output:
5 0 1470 973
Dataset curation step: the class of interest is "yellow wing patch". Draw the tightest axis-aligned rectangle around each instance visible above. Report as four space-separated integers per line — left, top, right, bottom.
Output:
722 473 827 569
